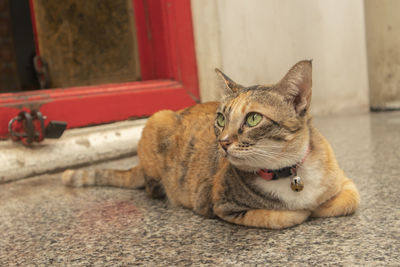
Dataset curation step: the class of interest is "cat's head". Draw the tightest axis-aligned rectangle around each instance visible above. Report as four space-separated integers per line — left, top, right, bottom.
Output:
214 60 312 171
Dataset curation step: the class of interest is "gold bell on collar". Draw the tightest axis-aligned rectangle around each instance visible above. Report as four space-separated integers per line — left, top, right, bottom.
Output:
290 176 304 192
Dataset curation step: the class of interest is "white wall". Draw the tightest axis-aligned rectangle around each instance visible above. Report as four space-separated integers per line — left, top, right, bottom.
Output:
192 0 370 115
191 0 223 102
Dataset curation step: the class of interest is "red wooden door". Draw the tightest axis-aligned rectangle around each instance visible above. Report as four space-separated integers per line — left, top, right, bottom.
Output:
0 0 199 139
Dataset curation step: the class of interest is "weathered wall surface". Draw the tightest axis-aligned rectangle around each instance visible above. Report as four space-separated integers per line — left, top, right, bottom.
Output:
191 0 223 103
33 0 140 88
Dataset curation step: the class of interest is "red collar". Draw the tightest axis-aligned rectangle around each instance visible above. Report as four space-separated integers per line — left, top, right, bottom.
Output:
257 146 310 181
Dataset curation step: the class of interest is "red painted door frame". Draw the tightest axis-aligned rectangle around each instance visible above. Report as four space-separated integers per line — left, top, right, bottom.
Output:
0 0 199 139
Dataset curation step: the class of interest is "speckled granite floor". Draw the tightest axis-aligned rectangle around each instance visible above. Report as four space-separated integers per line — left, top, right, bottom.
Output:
1 112 399 266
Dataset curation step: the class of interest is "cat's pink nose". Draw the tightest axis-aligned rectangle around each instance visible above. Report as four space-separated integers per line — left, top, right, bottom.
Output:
219 139 232 151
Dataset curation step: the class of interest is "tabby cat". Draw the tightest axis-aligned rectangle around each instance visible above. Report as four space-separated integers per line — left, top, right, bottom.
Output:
63 60 360 229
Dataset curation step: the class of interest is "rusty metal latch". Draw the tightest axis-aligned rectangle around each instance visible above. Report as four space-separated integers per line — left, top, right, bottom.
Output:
33 55 49 89
8 110 67 145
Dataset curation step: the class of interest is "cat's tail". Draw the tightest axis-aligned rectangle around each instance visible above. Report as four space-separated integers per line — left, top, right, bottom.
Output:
62 165 145 189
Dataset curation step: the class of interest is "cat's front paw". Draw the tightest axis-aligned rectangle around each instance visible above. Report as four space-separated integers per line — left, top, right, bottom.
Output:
280 210 312 229
62 169 95 187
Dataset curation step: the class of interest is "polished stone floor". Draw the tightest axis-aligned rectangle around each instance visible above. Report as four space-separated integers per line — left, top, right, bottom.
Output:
1 112 399 266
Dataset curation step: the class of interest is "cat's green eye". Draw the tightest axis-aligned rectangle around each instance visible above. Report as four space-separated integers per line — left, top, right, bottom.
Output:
246 112 262 127
216 113 225 127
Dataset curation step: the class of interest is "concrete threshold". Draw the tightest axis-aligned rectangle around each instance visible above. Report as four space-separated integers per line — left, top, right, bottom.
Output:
0 119 146 183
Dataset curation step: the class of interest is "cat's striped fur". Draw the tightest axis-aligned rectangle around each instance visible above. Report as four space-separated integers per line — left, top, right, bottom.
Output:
63 60 359 229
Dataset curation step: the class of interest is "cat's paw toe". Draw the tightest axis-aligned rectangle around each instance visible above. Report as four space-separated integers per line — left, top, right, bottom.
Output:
281 210 311 228
62 169 75 186
62 169 94 187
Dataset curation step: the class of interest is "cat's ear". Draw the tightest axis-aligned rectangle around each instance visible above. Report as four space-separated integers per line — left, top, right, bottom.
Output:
276 60 312 115
215 68 244 93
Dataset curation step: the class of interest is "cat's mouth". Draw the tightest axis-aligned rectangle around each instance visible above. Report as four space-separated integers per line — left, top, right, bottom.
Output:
223 149 239 159
225 152 248 164
227 153 241 160
224 148 266 170
224 148 253 161
225 150 284 171
225 153 260 172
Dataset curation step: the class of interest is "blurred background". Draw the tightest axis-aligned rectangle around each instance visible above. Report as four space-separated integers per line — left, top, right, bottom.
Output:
1 0 399 120
193 0 400 114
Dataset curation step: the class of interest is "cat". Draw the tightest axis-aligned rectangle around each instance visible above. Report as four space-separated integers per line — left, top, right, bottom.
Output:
62 60 360 229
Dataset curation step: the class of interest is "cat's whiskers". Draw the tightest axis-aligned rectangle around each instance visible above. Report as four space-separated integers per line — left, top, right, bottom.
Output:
241 149 288 158
231 147 280 156
253 144 292 150
231 148 301 166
